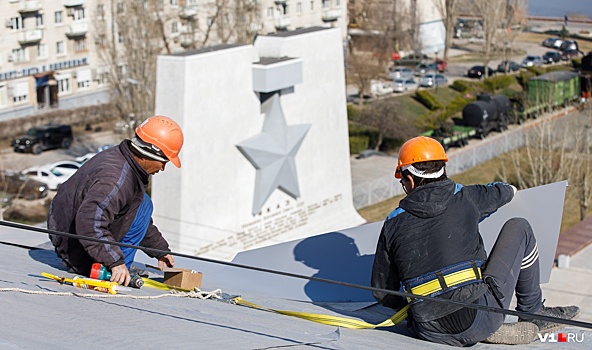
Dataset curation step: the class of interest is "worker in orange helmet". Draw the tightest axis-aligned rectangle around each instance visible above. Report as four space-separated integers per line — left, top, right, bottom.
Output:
371 136 579 346
48 116 184 286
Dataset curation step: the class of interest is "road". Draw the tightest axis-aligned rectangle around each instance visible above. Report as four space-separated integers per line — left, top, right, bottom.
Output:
0 129 124 173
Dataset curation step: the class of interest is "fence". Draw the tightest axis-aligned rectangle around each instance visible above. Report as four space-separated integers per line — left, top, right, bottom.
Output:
353 126 528 209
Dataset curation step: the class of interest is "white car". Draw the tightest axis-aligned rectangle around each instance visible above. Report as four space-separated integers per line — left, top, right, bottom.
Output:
392 78 418 93
75 152 97 164
45 160 82 177
22 166 70 190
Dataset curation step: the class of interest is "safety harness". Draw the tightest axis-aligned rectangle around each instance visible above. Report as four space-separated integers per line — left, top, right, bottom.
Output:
403 260 483 304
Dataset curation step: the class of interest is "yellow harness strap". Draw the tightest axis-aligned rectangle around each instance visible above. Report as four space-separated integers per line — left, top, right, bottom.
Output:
143 278 410 329
409 267 482 298
234 297 410 329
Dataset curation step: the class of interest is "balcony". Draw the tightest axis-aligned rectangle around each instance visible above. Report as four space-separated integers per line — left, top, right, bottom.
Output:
179 6 197 19
66 21 88 38
63 0 85 7
18 28 43 45
274 0 287 4
321 8 341 22
18 1 42 13
274 16 290 30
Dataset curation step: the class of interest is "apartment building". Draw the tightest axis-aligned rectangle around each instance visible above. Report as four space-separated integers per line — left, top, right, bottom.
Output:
0 0 347 122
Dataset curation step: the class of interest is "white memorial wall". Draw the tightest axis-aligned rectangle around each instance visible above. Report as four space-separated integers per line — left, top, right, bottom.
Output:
152 28 365 261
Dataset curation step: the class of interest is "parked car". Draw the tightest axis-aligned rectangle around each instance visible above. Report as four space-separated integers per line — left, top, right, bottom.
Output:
542 37 563 49
0 171 48 200
497 60 520 73
467 65 495 78
21 166 71 190
561 49 580 61
559 40 578 52
542 51 562 64
521 55 543 68
370 80 394 96
414 63 438 76
394 53 428 66
45 160 82 178
11 124 73 155
389 67 414 80
392 78 418 92
419 74 448 87
75 152 97 164
436 59 447 72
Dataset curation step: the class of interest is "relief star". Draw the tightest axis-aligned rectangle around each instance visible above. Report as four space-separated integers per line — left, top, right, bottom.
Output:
237 93 311 215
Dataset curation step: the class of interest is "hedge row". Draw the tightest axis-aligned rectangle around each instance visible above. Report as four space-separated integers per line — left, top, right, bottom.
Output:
414 90 443 110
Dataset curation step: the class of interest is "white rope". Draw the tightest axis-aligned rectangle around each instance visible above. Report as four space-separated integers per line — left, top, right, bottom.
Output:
0 287 224 300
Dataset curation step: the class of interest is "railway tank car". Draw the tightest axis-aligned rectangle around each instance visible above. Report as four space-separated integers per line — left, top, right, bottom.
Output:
461 93 510 139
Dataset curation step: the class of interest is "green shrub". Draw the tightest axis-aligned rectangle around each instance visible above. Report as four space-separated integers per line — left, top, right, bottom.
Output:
347 104 362 120
414 90 443 111
349 135 369 155
545 65 573 73
572 57 582 69
526 66 545 76
450 80 469 93
483 75 515 93
516 71 535 91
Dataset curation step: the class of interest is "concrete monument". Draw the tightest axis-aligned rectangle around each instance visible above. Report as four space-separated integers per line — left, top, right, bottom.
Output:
152 28 365 260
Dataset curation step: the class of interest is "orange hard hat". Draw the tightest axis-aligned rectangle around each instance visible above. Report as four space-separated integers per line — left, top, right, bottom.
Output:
135 115 184 168
395 136 448 178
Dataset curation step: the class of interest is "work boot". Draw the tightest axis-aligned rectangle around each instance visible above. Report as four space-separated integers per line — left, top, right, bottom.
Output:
483 322 539 345
522 305 581 333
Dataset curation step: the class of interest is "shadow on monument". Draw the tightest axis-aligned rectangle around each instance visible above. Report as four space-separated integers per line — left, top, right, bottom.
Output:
293 232 412 335
293 232 375 302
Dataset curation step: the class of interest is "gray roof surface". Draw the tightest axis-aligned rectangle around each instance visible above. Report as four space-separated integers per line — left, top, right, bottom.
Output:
1 225 590 349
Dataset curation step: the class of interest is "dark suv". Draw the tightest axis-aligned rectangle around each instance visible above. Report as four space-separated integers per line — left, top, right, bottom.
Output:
12 124 73 155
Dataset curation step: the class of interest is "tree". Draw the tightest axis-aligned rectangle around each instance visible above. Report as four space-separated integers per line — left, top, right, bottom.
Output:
497 105 592 221
356 98 418 150
94 0 262 131
433 0 458 62
469 0 506 78
348 52 386 106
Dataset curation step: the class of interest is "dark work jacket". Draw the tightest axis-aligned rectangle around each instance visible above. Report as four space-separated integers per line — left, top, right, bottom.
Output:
47 141 170 275
371 178 514 322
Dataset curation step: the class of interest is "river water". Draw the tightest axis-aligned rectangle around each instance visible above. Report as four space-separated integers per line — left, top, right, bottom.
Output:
529 0 592 19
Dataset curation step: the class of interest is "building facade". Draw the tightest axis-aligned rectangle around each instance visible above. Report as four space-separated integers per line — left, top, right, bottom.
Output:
0 0 347 122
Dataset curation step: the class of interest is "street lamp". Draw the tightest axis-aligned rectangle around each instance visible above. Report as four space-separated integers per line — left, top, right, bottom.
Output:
435 51 439 93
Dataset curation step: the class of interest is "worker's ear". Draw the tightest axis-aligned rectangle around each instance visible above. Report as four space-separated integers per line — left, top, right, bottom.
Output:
406 174 415 191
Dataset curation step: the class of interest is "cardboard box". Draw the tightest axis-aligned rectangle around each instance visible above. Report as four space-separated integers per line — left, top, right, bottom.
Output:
146 265 203 290
163 268 203 290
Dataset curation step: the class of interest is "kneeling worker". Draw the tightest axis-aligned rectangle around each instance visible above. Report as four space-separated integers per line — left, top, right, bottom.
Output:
371 136 580 346
48 115 184 286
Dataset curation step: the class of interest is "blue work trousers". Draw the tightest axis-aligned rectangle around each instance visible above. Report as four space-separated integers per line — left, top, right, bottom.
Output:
120 193 153 268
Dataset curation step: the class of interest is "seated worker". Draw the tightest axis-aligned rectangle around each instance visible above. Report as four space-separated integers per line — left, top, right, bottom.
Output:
371 136 580 346
48 115 184 286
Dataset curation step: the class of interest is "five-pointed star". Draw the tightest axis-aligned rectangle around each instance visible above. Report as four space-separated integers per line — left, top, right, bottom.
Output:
237 93 311 215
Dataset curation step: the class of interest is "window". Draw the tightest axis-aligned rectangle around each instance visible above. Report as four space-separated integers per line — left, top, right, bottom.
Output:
36 14 44 27
55 11 63 24
207 17 213 26
117 2 125 15
56 41 65 55
74 38 87 52
76 69 92 90
12 81 29 104
97 4 105 19
73 8 86 20
170 0 178 6
296 2 302 13
37 44 47 59
117 64 126 77
0 84 8 108
12 48 27 62
310 1 314 10
172 22 179 34
10 17 24 30
267 7 274 17
118 32 123 44
57 77 70 95
322 0 328 9
336 0 340 6
96 34 107 46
